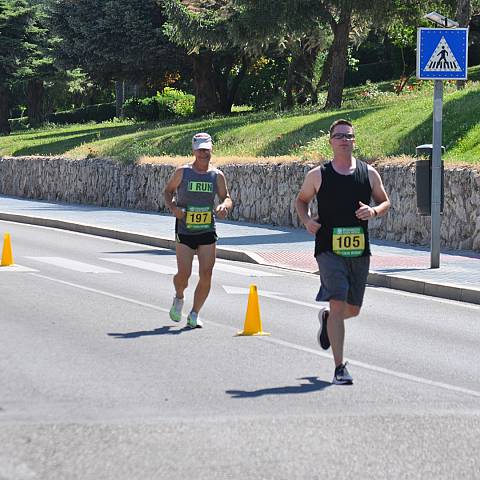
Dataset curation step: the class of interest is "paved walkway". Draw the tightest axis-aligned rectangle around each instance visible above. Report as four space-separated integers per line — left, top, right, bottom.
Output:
0 195 479 304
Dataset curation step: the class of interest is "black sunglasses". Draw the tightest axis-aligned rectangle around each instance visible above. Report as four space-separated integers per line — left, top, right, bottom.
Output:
330 133 355 140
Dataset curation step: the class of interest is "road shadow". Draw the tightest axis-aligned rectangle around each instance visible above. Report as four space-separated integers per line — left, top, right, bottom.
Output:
372 267 427 273
218 232 310 247
102 249 175 256
108 325 191 338
226 376 332 398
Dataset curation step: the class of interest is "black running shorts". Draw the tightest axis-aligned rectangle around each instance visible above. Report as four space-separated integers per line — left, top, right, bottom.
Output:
176 232 218 250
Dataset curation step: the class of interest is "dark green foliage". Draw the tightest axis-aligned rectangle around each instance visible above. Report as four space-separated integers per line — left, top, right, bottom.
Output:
0 0 32 133
0 0 30 85
47 0 189 84
46 103 116 124
123 98 160 122
235 56 289 108
123 88 194 121
8 116 29 131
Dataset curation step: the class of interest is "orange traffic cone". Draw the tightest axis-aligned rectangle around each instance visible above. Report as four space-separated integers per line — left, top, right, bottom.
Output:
1 233 14 266
236 284 270 336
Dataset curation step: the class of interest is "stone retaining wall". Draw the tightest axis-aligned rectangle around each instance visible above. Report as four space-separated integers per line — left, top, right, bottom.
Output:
1 156 479 251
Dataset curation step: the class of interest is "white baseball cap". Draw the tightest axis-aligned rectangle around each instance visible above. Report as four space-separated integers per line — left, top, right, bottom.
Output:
192 132 213 150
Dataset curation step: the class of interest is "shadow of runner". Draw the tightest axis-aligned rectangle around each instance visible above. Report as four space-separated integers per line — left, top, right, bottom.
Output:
108 325 192 338
226 377 332 398
102 249 175 256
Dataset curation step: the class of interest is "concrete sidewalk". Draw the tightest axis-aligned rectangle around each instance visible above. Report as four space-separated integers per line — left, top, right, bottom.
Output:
0 195 479 305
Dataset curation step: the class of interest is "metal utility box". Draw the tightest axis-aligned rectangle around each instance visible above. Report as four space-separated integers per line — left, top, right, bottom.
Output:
415 144 444 216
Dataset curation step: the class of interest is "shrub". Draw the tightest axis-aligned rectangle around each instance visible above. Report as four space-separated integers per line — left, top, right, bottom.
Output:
123 97 159 121
46 102 116 124
8 117 30 131
123 88 194 121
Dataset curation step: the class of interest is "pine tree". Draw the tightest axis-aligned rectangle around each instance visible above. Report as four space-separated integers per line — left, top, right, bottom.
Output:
0 0 31 134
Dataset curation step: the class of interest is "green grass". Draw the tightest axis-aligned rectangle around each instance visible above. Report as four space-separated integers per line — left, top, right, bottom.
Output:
1 65 480 165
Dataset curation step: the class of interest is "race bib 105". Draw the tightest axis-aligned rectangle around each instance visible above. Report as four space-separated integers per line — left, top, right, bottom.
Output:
332 227 365 257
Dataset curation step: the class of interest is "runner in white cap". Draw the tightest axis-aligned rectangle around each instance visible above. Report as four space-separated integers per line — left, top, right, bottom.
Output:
164 133 233 328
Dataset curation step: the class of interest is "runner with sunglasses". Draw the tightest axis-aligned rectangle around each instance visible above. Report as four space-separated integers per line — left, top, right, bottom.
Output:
164 133 232 328
295 119 390 384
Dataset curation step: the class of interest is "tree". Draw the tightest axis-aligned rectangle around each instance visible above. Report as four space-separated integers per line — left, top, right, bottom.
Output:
228 0 333 108
0 0 31 135
20 0 57 126
47 0 188 115
227 0 395 108
456 0 471 89
162 0 254 114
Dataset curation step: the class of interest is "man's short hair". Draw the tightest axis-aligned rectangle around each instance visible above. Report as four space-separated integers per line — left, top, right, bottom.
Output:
329 119 353 137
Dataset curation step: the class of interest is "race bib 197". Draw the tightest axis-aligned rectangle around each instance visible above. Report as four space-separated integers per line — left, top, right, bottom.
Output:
185 205 212 231
332 227 365 257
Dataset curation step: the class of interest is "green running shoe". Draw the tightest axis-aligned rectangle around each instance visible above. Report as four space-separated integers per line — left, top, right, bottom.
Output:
169 296 183 323
187 311 203 329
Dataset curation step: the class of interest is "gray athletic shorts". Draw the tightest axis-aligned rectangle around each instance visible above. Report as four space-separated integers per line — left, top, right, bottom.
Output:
315 251 370 307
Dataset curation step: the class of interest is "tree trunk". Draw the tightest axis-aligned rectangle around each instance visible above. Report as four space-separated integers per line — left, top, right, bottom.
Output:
318 44 333 89
324 1 353 109
294 43 320 105
222 56 248 114
0 85 11 136
213 55 235 115
284 59 296 109
26 78 45 128
456 0 471 90
192 51 222 115
115 80 125 117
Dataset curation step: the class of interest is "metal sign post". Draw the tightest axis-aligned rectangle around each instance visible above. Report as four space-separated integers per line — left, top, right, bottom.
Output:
417 25 468 268
431 80 443 268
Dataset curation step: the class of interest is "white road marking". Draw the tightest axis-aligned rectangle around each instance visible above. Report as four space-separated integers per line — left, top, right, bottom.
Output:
0 264 38 273
215 262 281 277
100 258 281 277
223 285 320 309
25 257 120 274
30 273 170 313
259 337 480 398
100 257 177 274
29 272 480 399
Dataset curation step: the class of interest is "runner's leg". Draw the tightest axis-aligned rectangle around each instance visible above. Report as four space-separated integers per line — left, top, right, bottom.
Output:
174 243 195 299
192 242 216 313
344 304 361 319
327 299 348 367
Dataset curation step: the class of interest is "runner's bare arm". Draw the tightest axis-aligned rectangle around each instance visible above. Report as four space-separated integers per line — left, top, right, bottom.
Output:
164 167 185 219
215 170 233 219
368 166 390 217
295 167 321 235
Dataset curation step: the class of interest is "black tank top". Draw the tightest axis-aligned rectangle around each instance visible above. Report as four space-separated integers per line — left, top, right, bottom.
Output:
314 160 372 257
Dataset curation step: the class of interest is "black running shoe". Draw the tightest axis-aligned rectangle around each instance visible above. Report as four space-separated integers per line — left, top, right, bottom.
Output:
316 308 330 350
333 362 353 385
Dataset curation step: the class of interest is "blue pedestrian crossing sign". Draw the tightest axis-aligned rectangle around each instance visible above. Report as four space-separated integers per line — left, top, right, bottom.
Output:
417 28 469 80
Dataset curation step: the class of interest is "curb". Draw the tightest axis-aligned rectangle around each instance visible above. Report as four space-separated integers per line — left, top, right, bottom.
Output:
367 271 480 305
0 212 259 265
1 212 479 305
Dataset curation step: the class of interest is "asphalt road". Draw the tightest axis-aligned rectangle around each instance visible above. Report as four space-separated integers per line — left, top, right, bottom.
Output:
1 220 480 480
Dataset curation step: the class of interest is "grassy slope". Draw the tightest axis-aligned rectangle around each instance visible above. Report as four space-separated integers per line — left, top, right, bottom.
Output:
1 66 479 165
